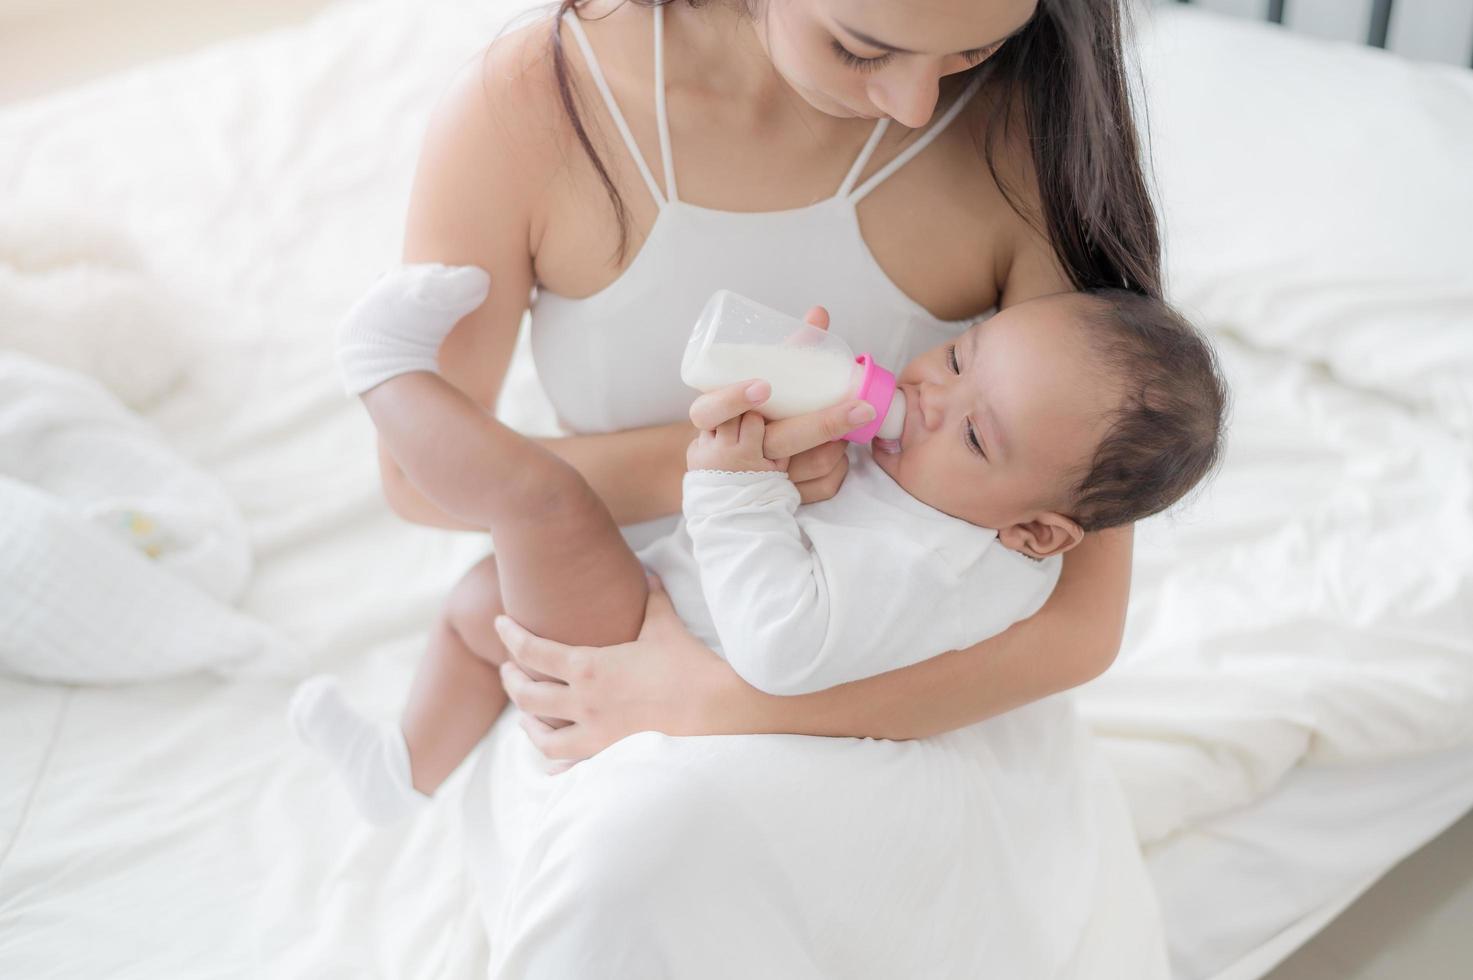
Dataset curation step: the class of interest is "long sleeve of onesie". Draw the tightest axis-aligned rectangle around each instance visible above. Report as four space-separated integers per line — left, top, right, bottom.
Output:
682 467 1037 696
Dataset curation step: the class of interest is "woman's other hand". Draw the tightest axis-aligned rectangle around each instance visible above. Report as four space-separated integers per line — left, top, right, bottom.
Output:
494 574 738 761
686 306 873 504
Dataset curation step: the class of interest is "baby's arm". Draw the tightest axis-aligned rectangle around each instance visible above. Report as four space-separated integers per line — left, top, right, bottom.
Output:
690 486 1068 700
682 413 954 695
685 471 977 695
684 413 1060 696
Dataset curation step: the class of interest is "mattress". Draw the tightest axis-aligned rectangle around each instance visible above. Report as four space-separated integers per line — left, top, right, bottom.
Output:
2 2 1470 978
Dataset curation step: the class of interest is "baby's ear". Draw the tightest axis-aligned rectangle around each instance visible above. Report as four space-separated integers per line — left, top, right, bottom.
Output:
998 513 1084 559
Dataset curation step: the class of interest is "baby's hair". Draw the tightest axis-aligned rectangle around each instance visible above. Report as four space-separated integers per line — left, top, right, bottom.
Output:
1068 290 1228 531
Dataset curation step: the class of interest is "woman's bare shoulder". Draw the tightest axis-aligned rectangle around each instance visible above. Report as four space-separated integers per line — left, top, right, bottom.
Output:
402 13 591 266
420 17 571 181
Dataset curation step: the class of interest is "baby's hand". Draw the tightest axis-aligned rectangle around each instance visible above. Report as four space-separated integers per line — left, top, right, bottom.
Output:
687 412 788 474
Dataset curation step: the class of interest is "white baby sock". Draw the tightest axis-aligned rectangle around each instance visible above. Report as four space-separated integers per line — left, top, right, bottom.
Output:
334 263 491 395
288 676 428 826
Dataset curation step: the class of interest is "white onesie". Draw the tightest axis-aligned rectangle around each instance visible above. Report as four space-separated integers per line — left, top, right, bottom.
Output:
638 446 1062 697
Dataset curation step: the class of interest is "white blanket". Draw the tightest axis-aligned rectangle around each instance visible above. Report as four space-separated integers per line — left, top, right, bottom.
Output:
0 353 297 683
1083 8 1473 845
1 3 1470 979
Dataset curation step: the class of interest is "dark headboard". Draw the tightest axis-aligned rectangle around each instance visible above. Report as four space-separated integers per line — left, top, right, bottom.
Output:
1170 0 1473 67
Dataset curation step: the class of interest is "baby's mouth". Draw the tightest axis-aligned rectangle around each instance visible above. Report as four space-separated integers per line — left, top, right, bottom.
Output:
874 382 918 455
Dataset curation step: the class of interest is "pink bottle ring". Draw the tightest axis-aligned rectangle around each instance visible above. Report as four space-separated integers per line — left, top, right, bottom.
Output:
842 354 897 444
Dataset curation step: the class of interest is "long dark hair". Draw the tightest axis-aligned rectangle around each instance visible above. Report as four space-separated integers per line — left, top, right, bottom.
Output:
547 0 1162 300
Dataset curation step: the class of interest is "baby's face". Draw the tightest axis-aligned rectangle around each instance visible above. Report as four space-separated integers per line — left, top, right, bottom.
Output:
872 294 1121 554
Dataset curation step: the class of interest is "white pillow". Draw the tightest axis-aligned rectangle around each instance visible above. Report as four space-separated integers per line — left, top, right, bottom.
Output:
0 354 300 683
0 206 190 410
1140 8 1473 432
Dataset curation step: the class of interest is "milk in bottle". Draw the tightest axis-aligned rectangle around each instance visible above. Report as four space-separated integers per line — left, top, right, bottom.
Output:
680 291 906 443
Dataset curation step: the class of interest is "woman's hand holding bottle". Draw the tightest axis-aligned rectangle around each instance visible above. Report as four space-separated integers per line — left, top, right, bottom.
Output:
685 306 874 502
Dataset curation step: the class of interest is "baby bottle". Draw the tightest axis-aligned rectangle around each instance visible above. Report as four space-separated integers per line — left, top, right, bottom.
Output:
681 290 906 444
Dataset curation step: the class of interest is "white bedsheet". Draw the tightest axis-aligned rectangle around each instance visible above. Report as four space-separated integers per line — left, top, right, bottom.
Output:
2 2 1470 978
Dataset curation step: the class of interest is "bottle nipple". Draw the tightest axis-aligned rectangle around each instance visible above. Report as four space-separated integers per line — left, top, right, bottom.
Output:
877 389 905 441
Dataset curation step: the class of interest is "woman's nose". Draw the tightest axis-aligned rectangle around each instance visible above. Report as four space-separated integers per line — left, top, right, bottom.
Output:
868 69 940 129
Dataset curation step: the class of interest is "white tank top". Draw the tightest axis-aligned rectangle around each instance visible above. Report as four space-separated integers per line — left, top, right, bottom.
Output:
531 5 995 435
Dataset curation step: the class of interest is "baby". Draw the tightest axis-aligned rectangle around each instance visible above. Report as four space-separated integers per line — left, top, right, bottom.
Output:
291 265 1226 824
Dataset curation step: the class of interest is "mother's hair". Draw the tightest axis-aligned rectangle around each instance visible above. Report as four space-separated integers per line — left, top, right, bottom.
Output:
545 0 1162 300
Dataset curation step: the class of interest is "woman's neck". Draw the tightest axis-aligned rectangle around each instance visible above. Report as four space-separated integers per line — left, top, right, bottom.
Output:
662 0 859 137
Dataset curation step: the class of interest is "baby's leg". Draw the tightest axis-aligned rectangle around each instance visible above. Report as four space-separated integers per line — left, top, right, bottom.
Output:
295 265 647 822
363 374 647 647
401 555 511 793
291 556 509 823
344 265 647 649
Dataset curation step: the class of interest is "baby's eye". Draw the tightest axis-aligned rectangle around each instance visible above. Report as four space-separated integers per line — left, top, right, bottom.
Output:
946 344 960 374
965 419 987 460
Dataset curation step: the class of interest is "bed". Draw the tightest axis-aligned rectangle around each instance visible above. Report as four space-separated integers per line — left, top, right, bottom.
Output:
2 1 1470 977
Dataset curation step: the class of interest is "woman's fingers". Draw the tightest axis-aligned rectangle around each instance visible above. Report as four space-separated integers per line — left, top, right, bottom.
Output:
802 305 830 330
500 661 575 719
689 379 770 430
518 712 589 761
494 614 571 681
763 400 874 459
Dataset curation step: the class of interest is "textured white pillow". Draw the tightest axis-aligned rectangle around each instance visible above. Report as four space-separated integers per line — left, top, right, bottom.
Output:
0 354 300 683
1140 9 1473 431
0 206 190 410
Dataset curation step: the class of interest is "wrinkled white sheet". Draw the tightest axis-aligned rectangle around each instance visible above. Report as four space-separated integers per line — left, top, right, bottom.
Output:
1 3 1470 979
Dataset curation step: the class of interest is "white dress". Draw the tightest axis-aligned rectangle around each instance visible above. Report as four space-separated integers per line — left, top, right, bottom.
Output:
461 8 1169 977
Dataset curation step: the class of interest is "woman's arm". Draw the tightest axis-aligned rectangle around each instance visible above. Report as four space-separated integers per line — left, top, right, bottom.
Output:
495 525 1130 757
373 27 694 531
381 423 691 529
380 47 852 529
731 526 1132 739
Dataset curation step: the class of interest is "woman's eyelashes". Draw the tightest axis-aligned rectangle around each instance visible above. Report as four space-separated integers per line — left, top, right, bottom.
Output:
830 39 1002 74
962 43 1002 67
830 39 892 72
946 344 960 374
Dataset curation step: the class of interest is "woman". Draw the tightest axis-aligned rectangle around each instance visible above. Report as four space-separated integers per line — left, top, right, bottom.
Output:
391 0 1164 974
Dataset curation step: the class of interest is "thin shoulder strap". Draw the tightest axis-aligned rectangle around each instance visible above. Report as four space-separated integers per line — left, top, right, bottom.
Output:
847 75 986 204
653 4 679 202
835 119 892 198
563 10 666 207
